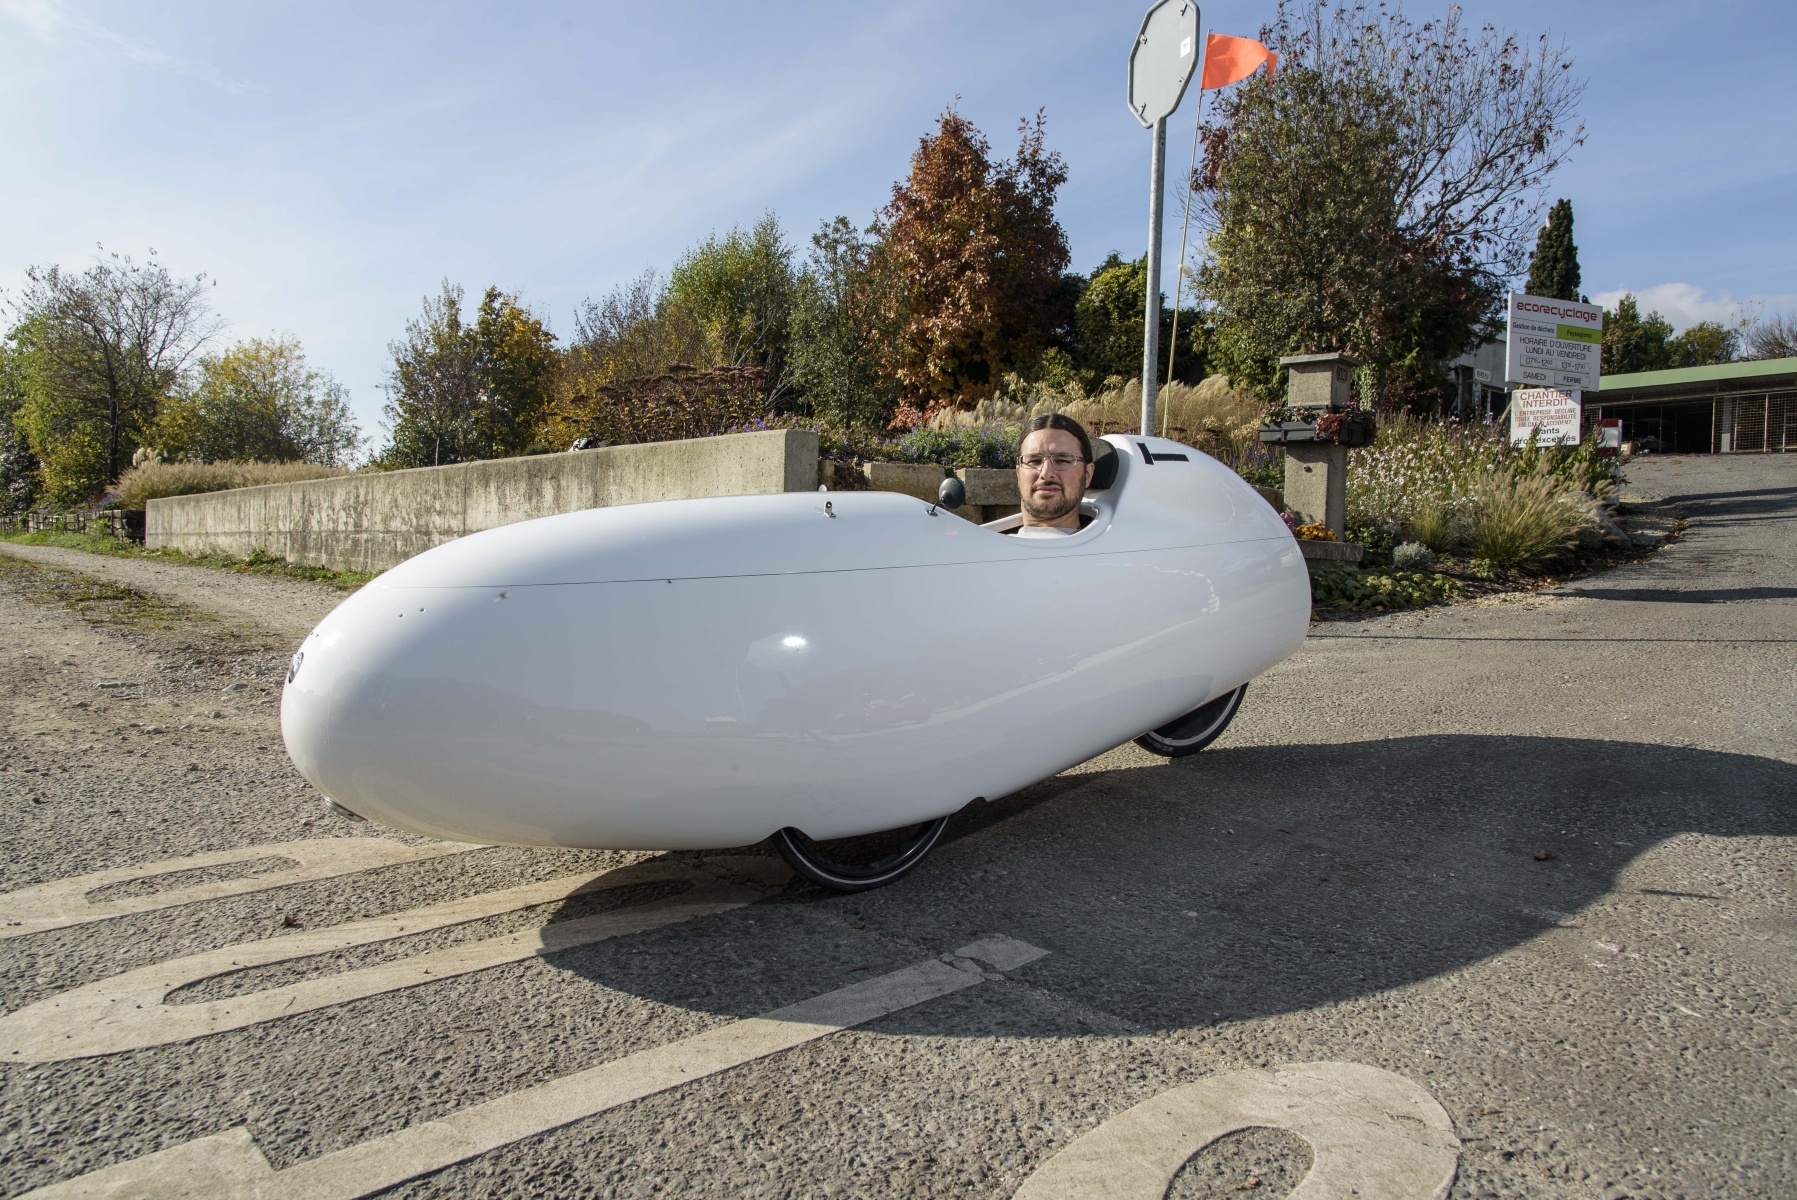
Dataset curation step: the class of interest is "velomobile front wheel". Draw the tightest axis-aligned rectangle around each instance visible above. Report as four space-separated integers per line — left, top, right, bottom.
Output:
773 816 951 892
1134 684 1248 758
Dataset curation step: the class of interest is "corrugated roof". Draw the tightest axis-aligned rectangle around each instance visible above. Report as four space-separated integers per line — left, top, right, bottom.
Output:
1599 357 1797 393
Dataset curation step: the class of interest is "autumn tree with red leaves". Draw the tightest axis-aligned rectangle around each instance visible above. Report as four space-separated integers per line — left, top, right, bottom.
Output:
872 108 1071 418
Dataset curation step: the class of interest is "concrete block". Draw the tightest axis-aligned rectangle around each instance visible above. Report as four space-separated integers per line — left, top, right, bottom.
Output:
1279 352 1360 410
1299 540 1364 567
862 461 951 502
958 468 1021 507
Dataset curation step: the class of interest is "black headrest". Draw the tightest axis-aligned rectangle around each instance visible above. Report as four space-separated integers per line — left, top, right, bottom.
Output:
1089 440 1120 490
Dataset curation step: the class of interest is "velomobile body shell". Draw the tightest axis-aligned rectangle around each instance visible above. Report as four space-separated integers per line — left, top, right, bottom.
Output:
280 435 1311 848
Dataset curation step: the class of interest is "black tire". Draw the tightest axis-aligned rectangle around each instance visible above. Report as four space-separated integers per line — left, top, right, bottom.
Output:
1134 684 1248 758
773 816 951 892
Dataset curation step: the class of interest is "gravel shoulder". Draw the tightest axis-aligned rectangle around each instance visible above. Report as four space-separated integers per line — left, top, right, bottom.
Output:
0 541 347 648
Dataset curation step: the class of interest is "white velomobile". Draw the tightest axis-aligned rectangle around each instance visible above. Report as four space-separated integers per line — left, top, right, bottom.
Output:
281 434 1311 890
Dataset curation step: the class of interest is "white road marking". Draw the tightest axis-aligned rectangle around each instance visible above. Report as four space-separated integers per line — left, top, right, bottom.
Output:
1013 1061 1459 1200
3 857 785 1063
0 838 479 940
20 937 1049 1200
953 933 1049 971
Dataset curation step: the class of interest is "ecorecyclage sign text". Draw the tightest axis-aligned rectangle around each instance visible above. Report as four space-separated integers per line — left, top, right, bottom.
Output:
1515 299 1602 324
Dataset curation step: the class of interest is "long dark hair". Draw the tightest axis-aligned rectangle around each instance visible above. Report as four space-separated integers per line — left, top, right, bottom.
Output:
1017 413 1093 463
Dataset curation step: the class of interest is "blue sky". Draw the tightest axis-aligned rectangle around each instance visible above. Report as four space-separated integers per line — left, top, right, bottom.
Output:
3 0 1793 441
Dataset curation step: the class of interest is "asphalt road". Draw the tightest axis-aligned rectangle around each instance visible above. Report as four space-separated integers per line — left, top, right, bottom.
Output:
1 452 1792 1200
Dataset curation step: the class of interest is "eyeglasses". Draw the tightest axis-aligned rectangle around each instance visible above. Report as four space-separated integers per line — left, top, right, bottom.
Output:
1018 454 1086 473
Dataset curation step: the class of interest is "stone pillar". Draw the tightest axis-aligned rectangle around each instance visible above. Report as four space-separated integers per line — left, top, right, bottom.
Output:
1276 352 1362 540
1283 442 1348 538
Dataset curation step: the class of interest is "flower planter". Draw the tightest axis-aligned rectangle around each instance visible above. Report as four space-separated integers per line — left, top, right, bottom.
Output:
1259 421 1373 448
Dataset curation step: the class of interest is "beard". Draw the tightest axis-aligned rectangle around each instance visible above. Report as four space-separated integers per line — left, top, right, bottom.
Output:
1022 486 1080 523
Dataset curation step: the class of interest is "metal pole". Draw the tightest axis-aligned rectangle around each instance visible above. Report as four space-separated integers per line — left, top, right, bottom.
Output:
1141 116 1167 437
1164 83 1205 435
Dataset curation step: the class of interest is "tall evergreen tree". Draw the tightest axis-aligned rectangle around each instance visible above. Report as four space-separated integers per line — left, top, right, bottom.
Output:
1525 199 1582 301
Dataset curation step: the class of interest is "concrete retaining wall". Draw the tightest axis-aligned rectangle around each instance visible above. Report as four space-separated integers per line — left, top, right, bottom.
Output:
146 429 819 574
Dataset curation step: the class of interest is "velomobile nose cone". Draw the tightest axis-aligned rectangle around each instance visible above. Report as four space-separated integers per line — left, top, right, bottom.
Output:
282 436 1310 850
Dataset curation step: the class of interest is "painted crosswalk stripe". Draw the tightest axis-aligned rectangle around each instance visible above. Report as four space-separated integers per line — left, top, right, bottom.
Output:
2 856 785 1063
0 838 479 940
20 935 1050 1200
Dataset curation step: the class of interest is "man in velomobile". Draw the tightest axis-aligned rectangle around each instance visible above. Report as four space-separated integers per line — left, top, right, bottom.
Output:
1010 413 1097 537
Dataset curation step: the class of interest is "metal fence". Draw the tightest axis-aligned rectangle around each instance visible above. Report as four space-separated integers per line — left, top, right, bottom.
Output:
1713 390 1796 454
1585 390 1796 455
0 509 144 540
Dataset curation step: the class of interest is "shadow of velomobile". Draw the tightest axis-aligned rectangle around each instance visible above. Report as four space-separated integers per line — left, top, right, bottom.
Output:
547 734 1797 1035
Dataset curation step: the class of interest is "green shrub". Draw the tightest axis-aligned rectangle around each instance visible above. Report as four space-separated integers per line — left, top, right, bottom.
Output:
887 425 1019 469
1391 542 1434 571
1345 521 1399 567
113 460 350 511
1311 566 1462 611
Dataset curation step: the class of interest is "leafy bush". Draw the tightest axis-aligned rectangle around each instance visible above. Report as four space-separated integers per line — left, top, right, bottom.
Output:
1459 467 1588 568
113 460 349 511
541 365 772 450
1345 520 1398 568
886 426 1018 469
1311 567 1462 610
1222 442 1284 490
1391 541 1434 571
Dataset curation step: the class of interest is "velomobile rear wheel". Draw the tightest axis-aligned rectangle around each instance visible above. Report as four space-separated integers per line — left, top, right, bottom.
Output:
773 816 951 892
1134 684 1248 758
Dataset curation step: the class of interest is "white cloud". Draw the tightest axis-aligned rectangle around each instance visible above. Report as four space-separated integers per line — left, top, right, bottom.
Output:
1589 283 1797 332
0 0 253 94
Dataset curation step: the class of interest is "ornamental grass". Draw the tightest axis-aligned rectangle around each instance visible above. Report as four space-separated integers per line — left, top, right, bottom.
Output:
1459 467 1590 569
928 374 1265 461
113 460 350 511
1348 413 1615 570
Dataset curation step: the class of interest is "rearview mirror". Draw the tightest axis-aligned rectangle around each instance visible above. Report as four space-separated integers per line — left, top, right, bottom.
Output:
937 478 966 511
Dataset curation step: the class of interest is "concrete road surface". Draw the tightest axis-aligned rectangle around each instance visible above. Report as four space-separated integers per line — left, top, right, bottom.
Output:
1 452 1792 1200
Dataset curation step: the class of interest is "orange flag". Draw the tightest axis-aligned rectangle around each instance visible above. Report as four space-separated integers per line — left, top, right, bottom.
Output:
1201 32 1276 89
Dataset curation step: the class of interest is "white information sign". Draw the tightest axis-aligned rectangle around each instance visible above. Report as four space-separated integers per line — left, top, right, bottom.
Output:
1510 387 1582 447
1505 292 1603 391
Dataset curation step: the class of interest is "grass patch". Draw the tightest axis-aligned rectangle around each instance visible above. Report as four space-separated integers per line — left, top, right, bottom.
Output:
0 530 377 590
0 554 201 630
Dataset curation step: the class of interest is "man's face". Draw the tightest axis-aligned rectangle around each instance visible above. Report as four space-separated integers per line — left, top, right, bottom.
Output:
1016 428 1095 525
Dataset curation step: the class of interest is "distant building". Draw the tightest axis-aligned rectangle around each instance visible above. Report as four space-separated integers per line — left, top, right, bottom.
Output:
1444 331 1509 421
1588 358 1797 454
